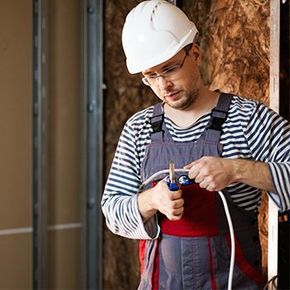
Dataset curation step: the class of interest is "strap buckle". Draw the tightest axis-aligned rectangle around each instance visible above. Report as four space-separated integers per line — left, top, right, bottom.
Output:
150 113 164 133
208 108 228 131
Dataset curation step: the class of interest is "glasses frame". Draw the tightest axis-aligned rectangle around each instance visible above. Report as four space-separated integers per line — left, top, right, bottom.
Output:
142 45 192 87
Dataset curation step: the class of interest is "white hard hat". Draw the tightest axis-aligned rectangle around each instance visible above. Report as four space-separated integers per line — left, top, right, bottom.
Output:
122 0 198 74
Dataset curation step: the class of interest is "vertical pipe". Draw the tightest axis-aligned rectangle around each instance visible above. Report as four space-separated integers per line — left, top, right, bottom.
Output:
270 0 280 112
268 0 280 285
278 2 290 288
279 0 290 118
82 0 103 289
32 0 48 289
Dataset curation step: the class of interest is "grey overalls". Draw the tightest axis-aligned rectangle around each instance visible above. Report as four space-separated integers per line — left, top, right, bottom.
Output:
138 94 264 290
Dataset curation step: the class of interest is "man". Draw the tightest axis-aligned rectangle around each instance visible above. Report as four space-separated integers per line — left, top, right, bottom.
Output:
102 1 290 289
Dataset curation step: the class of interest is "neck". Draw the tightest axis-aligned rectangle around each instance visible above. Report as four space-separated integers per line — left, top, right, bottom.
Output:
164 89 220 128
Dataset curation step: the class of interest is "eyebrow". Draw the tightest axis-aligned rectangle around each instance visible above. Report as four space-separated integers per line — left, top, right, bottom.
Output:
143 59 178 75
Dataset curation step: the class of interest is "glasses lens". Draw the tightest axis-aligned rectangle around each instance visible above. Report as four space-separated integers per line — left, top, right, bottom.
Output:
141 48 190 87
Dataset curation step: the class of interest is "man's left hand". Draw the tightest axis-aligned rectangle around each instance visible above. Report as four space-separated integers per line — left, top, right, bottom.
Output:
184 156 236 191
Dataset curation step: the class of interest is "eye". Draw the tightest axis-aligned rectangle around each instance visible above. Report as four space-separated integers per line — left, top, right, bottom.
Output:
162 64 180 75
147 73 158 80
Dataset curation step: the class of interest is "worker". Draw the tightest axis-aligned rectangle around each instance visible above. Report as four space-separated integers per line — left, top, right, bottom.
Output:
101 1 290 289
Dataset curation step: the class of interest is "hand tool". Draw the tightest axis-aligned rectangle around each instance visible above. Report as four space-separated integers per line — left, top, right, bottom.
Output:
168 160 179 191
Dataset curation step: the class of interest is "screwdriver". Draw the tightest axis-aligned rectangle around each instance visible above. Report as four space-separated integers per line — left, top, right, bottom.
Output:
168 160 179 191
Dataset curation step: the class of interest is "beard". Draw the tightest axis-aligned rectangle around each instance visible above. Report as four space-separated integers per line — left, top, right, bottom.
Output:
165 88 199 110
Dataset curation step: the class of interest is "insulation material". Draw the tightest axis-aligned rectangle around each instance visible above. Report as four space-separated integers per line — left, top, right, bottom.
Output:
184 0 269 104
104 1 149 288
183 0 270 276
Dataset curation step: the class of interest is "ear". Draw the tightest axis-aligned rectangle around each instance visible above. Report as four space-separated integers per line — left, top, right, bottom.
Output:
190 43 201 63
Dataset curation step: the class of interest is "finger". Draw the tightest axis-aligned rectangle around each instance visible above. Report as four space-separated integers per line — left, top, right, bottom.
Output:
183 162 194 169
198 177 211 188
198 179 208 188
184 158 201 169
188 166 201 180
206 185 215 192
169 189 182 200
194 175 204 183
169 214 183 221
167 208 184 220
192 169 206 183
172 207 184 217
199 181 215 192
171 198 184 209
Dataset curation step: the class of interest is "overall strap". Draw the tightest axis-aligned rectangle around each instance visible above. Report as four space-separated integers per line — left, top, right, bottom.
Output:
150 103 164 142
204 93 233 142
208 93 233 131
150 103 174 142
150 94 233 143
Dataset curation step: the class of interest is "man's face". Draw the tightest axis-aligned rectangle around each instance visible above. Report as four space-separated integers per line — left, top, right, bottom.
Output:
142 44 202 111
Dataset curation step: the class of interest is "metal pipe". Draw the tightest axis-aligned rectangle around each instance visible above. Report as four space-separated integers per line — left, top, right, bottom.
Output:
32 0 48 288
82 0 103 289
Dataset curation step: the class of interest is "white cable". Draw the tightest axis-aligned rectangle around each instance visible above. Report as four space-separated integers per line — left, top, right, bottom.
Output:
140 169 235 290
218 190 235 290
140 168 190 188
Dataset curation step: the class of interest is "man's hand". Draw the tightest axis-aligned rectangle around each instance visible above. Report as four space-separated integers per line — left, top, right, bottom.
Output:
184 156 235 191
184 156 276 193
138 180 184 222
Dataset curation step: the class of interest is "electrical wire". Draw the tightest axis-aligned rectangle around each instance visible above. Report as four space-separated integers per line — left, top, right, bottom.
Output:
218 190 235 290
140 168 235 290
263 275 278 290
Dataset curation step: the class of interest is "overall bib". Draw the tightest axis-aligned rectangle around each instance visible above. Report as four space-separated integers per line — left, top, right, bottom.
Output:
138 94 264 290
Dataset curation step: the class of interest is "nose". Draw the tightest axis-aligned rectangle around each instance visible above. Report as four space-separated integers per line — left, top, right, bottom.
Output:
157 75 173 91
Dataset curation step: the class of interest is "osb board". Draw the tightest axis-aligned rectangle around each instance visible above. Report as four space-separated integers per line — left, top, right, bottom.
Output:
104 0 270 289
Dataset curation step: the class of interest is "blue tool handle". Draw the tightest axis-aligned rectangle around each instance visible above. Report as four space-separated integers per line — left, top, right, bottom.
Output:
168 182 179 191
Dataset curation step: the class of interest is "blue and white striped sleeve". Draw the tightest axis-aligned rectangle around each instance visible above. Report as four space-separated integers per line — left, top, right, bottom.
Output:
245 102 290 212
101 119 159 240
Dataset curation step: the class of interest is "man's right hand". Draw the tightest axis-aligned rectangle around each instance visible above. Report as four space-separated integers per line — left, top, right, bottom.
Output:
138 180 184 222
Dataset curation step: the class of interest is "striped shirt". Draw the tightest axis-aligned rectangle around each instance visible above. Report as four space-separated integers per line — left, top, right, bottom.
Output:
101 95 290 239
